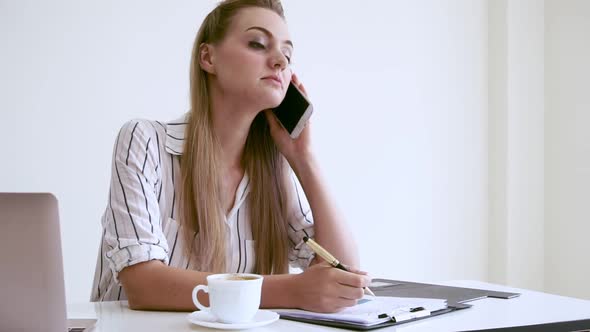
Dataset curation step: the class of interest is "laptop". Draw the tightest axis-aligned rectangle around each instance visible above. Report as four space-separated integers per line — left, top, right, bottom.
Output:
0 193 97 332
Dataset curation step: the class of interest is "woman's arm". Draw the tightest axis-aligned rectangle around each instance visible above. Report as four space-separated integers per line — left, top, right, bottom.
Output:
120 260 367 313
119 260 300 310
119 261 208 310
291 155 359 268
265 73 360 269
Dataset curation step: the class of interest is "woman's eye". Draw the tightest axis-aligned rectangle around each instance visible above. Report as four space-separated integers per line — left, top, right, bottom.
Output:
249 41 265 49
249 40 291 64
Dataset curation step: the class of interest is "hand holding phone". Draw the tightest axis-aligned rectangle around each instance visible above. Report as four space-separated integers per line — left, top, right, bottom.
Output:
271 81 313 139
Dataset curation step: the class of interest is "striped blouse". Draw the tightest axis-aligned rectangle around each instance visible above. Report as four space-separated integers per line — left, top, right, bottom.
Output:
90 114 315 302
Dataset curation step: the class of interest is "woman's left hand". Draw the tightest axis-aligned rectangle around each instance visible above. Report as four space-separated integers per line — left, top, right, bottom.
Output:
264 73 313 167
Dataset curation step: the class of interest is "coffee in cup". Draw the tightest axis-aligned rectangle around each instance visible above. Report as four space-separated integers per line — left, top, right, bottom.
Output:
225 275 259 281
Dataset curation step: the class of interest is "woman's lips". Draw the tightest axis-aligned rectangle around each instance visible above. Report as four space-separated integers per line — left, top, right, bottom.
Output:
262 75 282 86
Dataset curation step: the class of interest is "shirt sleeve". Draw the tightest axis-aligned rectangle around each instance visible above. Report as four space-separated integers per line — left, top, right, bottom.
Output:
101 120 169 283
286 170 316 269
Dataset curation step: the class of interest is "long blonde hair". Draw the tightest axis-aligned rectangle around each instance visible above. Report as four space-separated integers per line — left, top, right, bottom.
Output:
180 0 291 275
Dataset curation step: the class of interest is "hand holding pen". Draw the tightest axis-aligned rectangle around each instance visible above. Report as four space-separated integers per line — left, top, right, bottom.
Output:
303 236 376 297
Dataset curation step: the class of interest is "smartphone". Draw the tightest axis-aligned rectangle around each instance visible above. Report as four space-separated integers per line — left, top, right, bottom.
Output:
272 82 313 139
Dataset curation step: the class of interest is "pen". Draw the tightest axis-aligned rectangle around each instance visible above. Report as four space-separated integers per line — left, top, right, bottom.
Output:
303 236 376 297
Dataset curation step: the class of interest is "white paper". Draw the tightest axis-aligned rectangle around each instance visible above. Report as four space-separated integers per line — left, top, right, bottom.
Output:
273 296 447 326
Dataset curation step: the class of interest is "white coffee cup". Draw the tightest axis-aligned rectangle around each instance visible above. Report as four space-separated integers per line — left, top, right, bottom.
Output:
192 273 264 324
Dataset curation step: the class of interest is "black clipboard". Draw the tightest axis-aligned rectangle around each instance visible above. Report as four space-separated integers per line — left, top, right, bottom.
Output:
278 279 520 330
279 304 469 330
370 279 520 306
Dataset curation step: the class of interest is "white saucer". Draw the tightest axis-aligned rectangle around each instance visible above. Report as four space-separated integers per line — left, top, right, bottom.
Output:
187 310 279 330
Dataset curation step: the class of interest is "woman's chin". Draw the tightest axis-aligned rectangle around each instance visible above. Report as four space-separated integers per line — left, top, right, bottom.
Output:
256 96 284 110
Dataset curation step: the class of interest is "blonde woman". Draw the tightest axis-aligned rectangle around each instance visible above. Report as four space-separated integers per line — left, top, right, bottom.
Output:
91 0 370 313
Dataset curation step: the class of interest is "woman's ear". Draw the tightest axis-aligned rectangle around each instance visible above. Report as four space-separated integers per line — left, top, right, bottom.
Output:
199 43 216 74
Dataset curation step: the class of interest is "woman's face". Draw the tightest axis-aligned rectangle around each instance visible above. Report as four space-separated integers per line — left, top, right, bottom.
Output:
206 7 293 111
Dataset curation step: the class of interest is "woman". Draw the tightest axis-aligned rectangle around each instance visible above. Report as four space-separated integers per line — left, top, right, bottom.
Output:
91 0 370 313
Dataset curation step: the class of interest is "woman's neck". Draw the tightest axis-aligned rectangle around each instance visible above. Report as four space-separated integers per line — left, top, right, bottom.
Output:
209 87 258 172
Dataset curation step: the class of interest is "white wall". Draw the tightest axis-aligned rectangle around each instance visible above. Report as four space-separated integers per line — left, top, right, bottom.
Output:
0 0 488 303
287 0 489 284
545 0 590 299
488 0 545 291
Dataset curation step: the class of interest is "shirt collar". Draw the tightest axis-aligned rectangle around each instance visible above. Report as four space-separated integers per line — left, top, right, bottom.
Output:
165 113 189 155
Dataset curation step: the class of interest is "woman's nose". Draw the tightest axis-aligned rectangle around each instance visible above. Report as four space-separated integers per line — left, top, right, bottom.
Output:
270 52 288 71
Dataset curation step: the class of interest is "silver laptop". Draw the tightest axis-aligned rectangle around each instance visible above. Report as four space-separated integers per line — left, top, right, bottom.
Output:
0 193 96 332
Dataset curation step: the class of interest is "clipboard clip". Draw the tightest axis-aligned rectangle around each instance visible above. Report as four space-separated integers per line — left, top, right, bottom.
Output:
378 307 431 323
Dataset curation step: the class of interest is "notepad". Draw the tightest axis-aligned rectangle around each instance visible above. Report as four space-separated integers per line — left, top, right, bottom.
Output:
273 296 448 327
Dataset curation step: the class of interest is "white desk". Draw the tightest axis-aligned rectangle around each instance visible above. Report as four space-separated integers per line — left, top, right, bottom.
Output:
68 280 590 331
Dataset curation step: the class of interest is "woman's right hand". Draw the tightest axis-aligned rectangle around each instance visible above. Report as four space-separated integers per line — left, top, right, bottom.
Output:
291 262 372 313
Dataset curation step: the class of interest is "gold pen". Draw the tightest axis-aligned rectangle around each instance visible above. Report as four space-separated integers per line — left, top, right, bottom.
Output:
303 236 376 297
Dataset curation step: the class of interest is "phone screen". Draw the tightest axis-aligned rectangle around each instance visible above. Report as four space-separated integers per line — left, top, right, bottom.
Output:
272 82 311 135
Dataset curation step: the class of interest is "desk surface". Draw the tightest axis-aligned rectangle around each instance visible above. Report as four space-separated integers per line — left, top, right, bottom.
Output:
69 280 590 332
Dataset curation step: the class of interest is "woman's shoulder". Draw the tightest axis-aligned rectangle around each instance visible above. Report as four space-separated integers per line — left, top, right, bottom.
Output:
115 113 189 156
111 119 167 165
117 118 167 139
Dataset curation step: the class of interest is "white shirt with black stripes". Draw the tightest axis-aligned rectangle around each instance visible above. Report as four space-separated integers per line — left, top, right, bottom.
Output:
90 114 315 302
